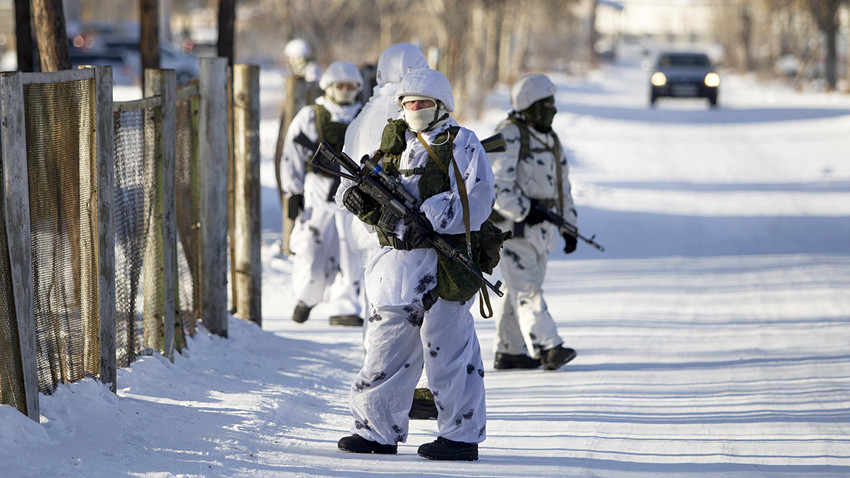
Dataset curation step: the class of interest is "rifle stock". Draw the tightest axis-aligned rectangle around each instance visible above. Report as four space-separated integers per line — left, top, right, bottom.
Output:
533 203 605 252
480 132 506 153
311 141 505 296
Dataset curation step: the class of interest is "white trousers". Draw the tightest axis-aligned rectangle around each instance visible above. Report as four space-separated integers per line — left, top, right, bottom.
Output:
290 202 362 316
493 238 564 358
348 299 486 445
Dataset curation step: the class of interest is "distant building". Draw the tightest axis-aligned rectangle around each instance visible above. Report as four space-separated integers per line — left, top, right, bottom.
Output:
597 0 716 43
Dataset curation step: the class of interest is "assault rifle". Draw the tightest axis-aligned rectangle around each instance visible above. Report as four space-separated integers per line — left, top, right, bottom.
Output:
310 141 505 297
532 203 606 252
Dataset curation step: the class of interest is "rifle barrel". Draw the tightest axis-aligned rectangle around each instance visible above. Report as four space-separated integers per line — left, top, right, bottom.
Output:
535 204 606 252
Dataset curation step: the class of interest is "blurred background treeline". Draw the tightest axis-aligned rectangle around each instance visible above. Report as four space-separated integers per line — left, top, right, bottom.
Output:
0 0 847 116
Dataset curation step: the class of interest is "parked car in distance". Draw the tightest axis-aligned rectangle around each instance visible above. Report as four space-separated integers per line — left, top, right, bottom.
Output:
104 37 200 85
649 51 720 107
70 48 138 86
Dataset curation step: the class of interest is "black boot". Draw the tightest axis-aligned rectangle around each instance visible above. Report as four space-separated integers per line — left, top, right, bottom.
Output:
493 352 541 370
409 388 438 420
292 301 313 323
541 345 576 370
338 434 397 454
329 314 364 326
418 436 478 461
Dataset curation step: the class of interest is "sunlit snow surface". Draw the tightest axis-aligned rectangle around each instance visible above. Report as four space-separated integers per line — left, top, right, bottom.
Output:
2 57 848 477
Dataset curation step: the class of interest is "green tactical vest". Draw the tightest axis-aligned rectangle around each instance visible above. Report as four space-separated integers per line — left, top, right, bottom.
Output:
305 104 349 174
377 124 485 304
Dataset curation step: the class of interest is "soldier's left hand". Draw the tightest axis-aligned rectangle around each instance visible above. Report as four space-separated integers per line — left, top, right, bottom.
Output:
562 233 577 254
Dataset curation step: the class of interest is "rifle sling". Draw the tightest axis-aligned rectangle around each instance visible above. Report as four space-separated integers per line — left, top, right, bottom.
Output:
526 127 565 217
416 132 493 318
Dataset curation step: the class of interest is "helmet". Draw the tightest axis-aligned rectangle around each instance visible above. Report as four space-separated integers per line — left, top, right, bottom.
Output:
284 38 313 59
396 68 454 112
510 74 556 111
376 43 429 86
319 61 364 92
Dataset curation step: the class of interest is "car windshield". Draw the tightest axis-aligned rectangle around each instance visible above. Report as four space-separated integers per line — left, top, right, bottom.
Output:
658 54 710 68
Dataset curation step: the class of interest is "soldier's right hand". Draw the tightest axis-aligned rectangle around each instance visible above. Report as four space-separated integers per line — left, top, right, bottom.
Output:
342 188 365 215
287 194 304 219
524 198 547 226
402 213 433 249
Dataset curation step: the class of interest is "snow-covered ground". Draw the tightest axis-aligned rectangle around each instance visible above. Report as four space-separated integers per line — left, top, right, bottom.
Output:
2 55 849 477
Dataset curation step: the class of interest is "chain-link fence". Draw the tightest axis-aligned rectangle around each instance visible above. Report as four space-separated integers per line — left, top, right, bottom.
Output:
113 98 157 367
0 164 25 412
0 59 245 420
24 75 100 394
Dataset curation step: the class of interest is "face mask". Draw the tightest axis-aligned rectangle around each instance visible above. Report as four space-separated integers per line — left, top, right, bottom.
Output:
288 57 308 76
524 97 557 132
535 104 557 132
403 105 438 132
327 84 359 105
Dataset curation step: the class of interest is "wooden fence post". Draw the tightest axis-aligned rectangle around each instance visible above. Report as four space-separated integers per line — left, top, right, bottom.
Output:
199 57 229 337
143 69 177 360
232 64 261 326
93 66 116 389
0 72 39 420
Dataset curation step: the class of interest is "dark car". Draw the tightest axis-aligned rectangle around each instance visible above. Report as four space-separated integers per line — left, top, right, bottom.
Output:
70 48 138 86
649 51 720 107
104 37 200 85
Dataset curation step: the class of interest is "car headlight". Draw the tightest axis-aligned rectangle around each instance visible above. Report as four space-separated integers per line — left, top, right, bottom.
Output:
651 72 667 87
704 72 720 87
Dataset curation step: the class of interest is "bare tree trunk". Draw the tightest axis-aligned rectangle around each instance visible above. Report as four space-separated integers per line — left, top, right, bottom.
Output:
14 0 35 72
483 0 503 92
218 0 236 67
509 0 531 82
805 0 841 91
31 0 70 72
140 0 160 91
587 0 598 69
497 0 519 85
739 3 754 71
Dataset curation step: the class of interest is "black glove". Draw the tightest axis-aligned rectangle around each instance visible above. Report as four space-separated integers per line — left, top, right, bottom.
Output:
562 233 577 254
524 199 547 226
287 194 304 220
402 213 433 249
342 187 366 215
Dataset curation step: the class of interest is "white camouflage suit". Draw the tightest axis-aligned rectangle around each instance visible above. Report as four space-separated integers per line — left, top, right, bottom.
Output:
281 96 363 315
340 43 429 256
489 118 577 358
339 43 431 393
338 118 494 446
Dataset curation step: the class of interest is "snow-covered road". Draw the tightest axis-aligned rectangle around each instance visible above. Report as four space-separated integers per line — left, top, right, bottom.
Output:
2 56 848 477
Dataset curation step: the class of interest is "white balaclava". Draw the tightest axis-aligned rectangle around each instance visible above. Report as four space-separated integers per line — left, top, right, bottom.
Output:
320 61 364 105
396 68 454 133
400 96 447 133
284 38 313 76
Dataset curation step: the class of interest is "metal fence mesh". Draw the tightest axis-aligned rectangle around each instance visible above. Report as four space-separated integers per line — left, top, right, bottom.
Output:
113 107 147 368
1 69 233 411
0 166 25 410
24 78 99 394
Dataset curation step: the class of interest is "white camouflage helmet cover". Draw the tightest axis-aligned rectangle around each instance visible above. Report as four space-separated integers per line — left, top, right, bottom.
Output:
319 61 364 92
284 38 312 59
376 43 429 86
511 73 556 111
396 68 454 112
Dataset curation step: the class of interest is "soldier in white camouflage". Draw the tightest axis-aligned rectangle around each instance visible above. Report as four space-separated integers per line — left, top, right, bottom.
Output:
488 73 579 371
